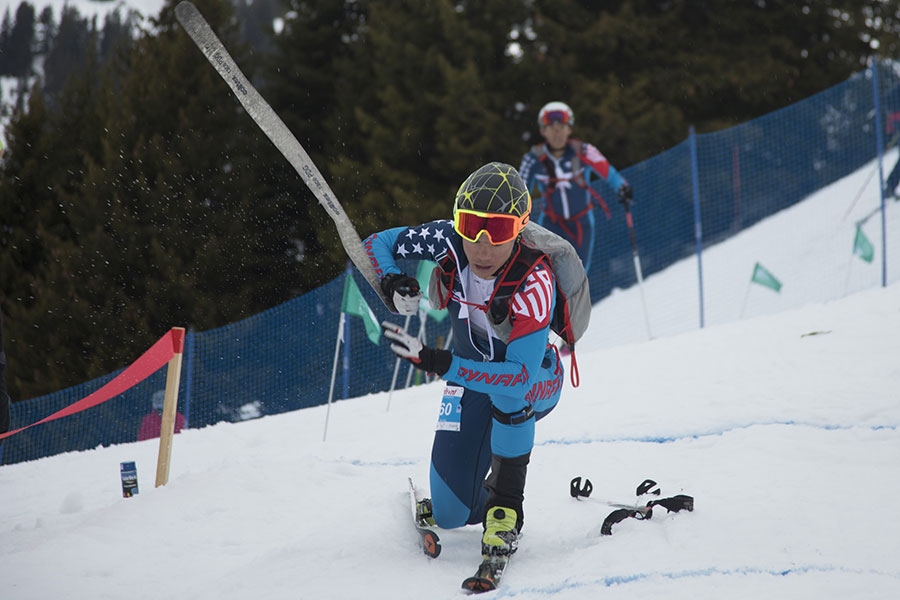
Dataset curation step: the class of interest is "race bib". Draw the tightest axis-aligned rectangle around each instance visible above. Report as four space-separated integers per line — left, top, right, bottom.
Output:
436 385 464 432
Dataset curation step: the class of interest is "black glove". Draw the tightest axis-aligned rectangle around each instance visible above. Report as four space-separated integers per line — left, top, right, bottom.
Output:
617 183 633 208
381 321 452 376
380 273 423 316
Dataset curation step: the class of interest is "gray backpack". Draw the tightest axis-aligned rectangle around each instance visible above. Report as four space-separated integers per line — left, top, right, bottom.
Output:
520 222 591 345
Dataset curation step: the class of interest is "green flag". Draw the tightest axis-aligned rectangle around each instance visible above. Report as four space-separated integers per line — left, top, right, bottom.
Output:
341 274 381 345
415 260 449 323
853 226 874 263
751 262 782 293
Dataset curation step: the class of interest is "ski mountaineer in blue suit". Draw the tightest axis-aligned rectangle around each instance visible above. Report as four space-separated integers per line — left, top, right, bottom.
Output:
364 162 565 563
519 101 633 274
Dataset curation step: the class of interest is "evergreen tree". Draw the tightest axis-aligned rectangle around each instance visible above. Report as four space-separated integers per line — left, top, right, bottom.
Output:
517 0 900 166
0 0 310 399
286 0 534 236
5 0 900 402
0 9 12 75
98 8 139 63
0 2 36 77
0 75 98 399
235 0 283 57
9 2 35 77
35 6 54 55
43 5 93 99
65 0 310 370
261 0 365 279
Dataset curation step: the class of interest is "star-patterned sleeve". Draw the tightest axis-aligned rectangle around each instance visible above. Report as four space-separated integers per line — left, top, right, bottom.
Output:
364 220 455 279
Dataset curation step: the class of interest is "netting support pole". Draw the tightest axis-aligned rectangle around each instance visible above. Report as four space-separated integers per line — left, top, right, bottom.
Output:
689 126 705 329
871 58 888 287
323 312 346 442
386 314 413 412
182 328 194 428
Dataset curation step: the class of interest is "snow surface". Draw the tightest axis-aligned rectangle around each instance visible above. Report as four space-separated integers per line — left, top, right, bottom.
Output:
0 155 898 599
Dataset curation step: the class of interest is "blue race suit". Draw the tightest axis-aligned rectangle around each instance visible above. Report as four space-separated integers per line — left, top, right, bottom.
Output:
519 140 628 273
364 219 564 530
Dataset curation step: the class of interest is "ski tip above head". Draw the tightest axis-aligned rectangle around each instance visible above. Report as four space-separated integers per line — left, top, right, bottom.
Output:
174 1 197 17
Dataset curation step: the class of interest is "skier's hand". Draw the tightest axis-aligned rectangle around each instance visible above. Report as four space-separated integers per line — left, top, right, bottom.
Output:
382 321 452 376
617 183 633 208
380 273 423 316
382 321 423 358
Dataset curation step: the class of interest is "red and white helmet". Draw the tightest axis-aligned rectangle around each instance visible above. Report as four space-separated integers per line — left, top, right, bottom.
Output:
538 101 574 127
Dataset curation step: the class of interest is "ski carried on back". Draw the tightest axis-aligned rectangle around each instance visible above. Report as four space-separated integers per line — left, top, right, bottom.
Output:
407 477 441 558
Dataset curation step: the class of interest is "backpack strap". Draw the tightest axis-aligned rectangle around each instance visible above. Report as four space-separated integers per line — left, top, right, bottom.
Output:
570 139 611 219
486 244 545 326
532 144 559 219
534 141 611 220
432 243 581 387
568 140 585 188
432 244 554 331
490 244 581 387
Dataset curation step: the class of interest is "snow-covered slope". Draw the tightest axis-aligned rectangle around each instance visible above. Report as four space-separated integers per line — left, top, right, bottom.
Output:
1 158 898 599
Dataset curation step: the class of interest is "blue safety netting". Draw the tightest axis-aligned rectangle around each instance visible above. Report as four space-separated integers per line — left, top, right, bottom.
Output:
3 61 898 465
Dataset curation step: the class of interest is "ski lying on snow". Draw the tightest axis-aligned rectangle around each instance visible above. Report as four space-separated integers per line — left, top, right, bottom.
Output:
407 477 441 558
406 478 507 592
570 476 694 535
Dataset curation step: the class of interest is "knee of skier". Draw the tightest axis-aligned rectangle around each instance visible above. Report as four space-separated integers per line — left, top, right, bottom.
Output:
429 466 475 529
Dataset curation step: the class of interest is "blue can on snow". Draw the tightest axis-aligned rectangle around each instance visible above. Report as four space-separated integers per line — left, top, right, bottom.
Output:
120 461 139 498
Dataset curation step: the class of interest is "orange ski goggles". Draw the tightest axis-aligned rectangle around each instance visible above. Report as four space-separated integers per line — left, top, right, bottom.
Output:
453 209 529 245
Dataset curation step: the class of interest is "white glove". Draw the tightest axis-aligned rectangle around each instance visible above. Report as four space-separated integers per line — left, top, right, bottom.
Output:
381 321 423 360
381 321 453 375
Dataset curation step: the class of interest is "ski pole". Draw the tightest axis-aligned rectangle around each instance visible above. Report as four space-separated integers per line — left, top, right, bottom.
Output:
842 160 881 222
385 314 412 412
843 132 899 221
571 477 694 535
570 476 658 512
624 204 653 339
